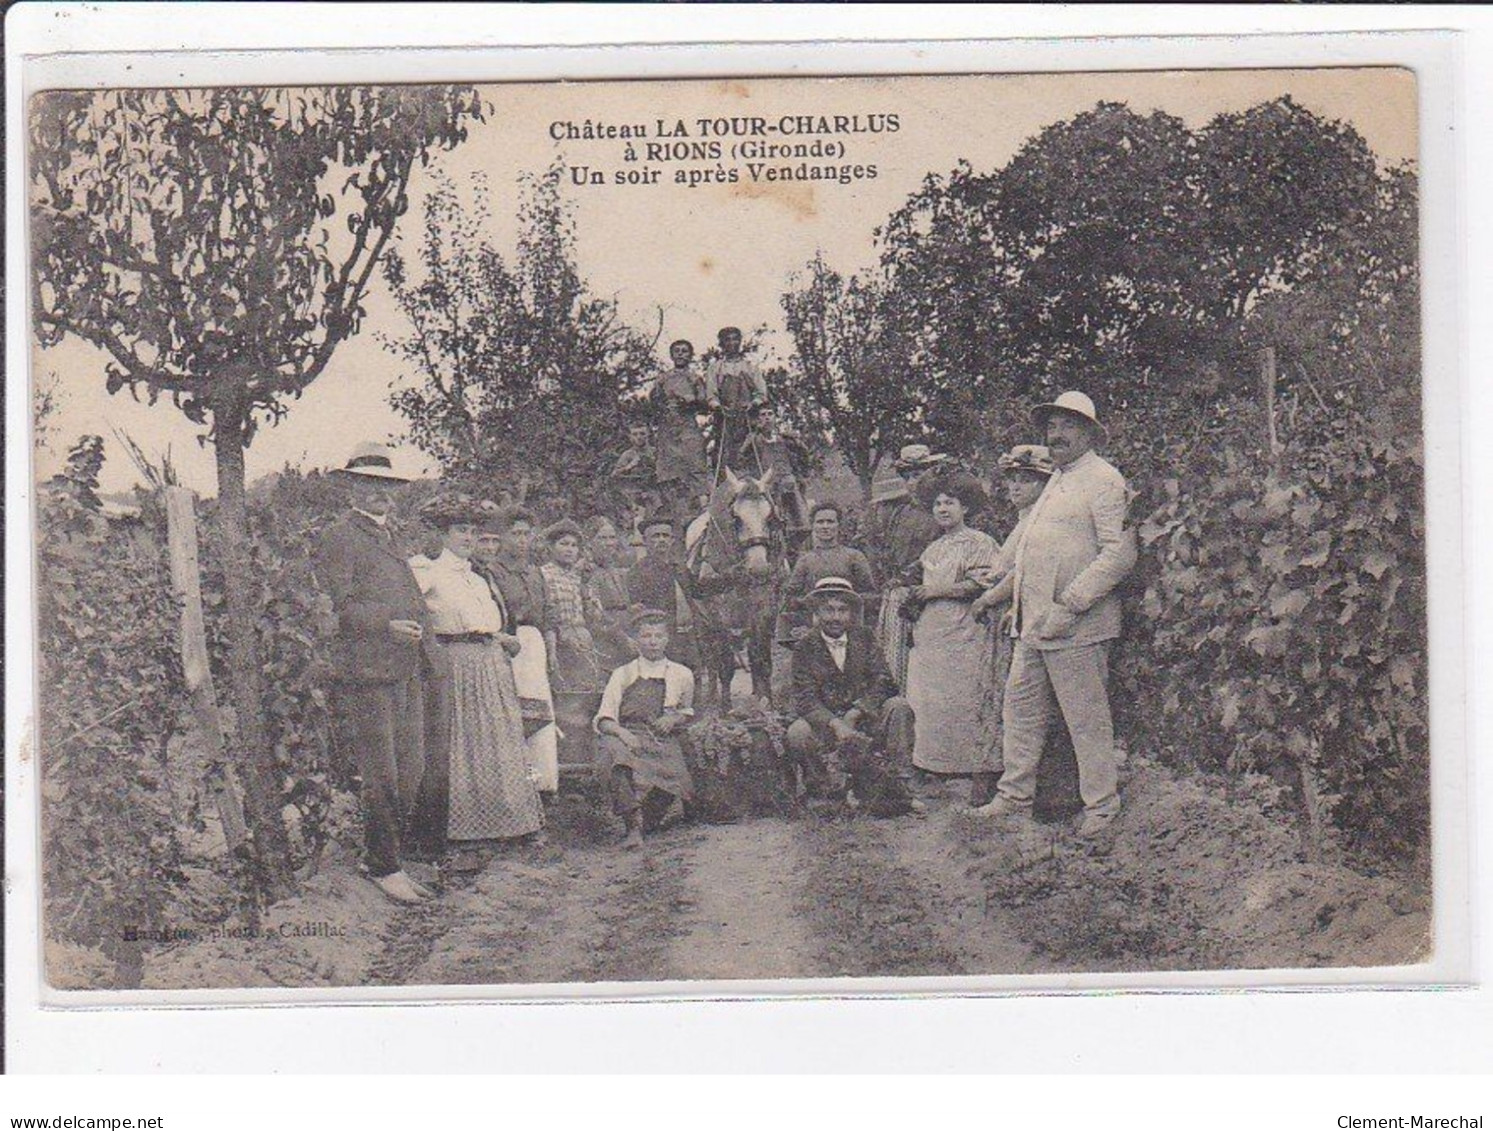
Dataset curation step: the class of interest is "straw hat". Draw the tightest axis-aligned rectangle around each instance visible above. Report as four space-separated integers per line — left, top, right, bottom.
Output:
333 442 410 482
997 444 1057 478
896 443 949 471
630 606 674 632
807 576 863 610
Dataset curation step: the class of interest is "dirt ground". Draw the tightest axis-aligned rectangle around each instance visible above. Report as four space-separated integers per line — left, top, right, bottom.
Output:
40 747 1431 995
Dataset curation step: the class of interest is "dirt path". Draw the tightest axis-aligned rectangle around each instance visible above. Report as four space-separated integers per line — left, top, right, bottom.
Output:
373 788 1035 989
883 807 1042 976
665 819 821 980
130 758 1429 991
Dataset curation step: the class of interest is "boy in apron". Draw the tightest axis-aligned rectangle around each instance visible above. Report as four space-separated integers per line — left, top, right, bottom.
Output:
594 608 697 848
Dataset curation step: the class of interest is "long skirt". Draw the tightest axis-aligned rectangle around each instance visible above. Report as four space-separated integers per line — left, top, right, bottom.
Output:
906 598 995 774
444 642 544 841
876 585 915 693
511 625 560 794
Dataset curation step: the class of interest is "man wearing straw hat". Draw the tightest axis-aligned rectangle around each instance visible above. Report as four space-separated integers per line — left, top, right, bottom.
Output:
973 392 1137 839
312 442 441 904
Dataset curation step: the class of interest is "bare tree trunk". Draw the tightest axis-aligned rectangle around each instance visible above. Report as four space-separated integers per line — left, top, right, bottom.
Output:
164 486 249 856
211 392 295 902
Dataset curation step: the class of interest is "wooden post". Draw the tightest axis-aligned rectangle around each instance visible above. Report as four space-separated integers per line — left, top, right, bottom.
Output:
1259 347 1284 465
164 486 247 851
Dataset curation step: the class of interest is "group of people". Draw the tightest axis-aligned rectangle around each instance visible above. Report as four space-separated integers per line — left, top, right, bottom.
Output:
313 380 1136 906
311 447 708 903
769 389 1136 837
611 325 812 541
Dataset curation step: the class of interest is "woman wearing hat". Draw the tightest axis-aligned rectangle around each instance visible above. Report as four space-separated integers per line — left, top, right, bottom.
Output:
410 494 544 862
540 518 607 696
905 469 1002 778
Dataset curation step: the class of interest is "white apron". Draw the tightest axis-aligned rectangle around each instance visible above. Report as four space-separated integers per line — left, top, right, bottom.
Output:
512 623 560 793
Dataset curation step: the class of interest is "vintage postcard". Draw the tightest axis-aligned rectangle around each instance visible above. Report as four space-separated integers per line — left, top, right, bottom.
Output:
26 63 1438 997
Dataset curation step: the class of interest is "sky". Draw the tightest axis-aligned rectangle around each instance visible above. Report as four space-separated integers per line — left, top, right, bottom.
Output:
30 67 1417 494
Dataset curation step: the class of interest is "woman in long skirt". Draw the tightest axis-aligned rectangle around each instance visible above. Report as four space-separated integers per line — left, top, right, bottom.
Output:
905 471 1001 777
413 496 544 862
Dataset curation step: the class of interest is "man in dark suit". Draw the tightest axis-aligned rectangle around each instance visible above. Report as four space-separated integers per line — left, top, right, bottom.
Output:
313 443 442 904
787 577 922 817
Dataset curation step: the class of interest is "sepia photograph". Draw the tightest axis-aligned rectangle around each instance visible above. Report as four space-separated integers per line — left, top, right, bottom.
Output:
26 63 1434 996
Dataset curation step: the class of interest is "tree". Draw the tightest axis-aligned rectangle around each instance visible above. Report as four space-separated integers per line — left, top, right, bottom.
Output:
30 85 485 898
384 165 657 516
875 97 1386 443
1193 96 1379 325
777 253 925 495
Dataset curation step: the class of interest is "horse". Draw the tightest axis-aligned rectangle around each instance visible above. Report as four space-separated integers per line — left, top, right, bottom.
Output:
682 467 787 709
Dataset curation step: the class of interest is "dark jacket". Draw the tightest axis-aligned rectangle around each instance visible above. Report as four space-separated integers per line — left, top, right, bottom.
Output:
313 511 435 685
628 553 682 619
483 556 545 630
791 625 898 729
868 499 942 586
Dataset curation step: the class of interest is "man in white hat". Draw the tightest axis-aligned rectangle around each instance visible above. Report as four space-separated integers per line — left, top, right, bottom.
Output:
312 442 442 904
974 391 1138 838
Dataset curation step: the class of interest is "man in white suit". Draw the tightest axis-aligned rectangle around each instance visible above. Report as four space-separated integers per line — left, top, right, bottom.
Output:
975 391 1137 838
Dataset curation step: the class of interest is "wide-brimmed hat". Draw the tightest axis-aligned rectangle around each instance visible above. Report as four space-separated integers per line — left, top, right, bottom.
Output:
997 444 1057 478
869 461 911 504
333 442 411 482
543 518 585 544
896 443 949 470
807 576 864 609
1032 391 1107 440
419 492 484 529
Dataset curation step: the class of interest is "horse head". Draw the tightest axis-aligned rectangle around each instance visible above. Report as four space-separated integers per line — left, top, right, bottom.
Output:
722 466 776 578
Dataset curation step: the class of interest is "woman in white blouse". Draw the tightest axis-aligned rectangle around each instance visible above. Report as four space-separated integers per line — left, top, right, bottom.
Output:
412 495 543 863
